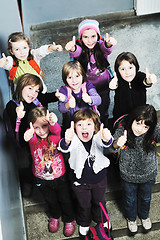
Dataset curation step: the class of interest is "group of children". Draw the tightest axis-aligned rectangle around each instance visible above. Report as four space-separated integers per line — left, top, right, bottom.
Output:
1 18 159 238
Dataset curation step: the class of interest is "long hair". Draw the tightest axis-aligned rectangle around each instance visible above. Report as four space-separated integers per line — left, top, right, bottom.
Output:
7 32 33 66
73 108 100 134
124 104 157 152
114 52 139 79
76 37 110 72
28 106 50 144
13 73 43 103
62 60 86 86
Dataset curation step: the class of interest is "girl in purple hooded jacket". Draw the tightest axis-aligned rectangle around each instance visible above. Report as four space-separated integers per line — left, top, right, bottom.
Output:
65 19 117 127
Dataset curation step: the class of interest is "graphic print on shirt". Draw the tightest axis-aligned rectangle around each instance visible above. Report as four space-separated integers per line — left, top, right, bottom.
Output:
33 142 64 180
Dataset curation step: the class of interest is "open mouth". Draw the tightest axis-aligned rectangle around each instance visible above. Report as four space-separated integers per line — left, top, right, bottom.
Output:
82 132 89 138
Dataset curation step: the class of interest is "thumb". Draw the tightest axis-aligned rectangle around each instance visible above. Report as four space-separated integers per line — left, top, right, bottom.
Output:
123 130 127 138
2 53 6 59
82 86 87 94
100 123 104 132
146 67 150 78
105 33 109 42
70 121 74 130
29 122 34 130
20 101 24 110
72 36 76 45
46 110 50 121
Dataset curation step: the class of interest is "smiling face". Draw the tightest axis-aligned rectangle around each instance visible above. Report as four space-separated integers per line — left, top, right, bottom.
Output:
118 60 136 82
66 69 83 93
22 84 39 103
75 118 95 142
11 40 29 61
81 29 98 49
131 120 150 137
33 117 49 139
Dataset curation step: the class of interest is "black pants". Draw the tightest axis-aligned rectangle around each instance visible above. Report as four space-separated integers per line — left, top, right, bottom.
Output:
35 174 75 223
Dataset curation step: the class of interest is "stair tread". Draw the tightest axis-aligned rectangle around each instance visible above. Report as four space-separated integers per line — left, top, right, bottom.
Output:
25 191 160 240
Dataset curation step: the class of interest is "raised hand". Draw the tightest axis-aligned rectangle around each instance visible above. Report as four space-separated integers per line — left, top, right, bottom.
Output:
0 53 8 67
82 86 92 104
48 42 63 52
24 122 34 142
16 101 26 119
65 121 75 145
48 111 58 125
109 72 118 90
100 123 113 143
65 36 76 52
114 130 127 149
105 33 117 47
55 89 66 102
65 92 76 110
145 67 157 85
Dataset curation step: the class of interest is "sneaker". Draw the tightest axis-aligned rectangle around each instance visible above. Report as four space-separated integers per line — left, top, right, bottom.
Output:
127 219 138 233
104 220 112 230
141 218 152 230
49 218 59 233
64 220 76 237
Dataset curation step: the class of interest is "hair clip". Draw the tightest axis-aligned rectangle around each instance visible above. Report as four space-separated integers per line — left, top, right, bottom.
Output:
9 39 12 43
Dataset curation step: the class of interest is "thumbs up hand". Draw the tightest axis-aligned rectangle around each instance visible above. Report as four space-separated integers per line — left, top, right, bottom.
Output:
105 33 117 47
82 86 92 104
145 67 157 85
48 111 58 126
65 36 76 52
55 89 66 102
0 53 8 67
100 123 113 143
24 122 35 142
16 101 26 118
113 130 127 149
65 121 75 145
65 93 76 110
109 72 118 90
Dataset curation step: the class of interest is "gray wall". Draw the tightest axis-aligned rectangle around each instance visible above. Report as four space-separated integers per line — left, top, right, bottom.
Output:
21 0 134 33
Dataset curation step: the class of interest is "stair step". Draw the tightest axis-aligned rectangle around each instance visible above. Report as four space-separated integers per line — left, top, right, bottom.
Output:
25 191 160 239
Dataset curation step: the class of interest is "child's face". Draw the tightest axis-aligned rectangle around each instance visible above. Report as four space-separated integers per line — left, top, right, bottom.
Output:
11 40 29 61
66 69 83 93
75 118 95 142
118 60 136 82
82 29 98 49
132 120 150 136
33 117 49 139
22 84 39 103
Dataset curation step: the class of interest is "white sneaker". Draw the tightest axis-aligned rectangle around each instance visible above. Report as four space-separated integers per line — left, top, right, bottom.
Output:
141 218 152 230
127 219 138 233
79 226 90 235
104 220 112 229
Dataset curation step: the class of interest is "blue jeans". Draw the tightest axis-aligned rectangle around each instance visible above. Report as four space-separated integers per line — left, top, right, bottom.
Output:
121 179 155 221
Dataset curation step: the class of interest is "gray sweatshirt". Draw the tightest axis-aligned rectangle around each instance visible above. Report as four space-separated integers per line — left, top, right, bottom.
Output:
112 125 160 183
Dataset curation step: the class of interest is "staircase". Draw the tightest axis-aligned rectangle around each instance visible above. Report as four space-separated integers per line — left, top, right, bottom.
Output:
23 123 160 240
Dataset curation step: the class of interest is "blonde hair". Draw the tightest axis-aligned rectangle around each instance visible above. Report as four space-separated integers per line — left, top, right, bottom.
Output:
73 109 100 134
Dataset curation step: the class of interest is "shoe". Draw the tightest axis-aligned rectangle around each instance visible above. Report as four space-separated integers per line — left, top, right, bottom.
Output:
127 219 138 233
64 220 76 237
104 220 112 230
79 226 90 235
141 218 152 230
48 218 59 233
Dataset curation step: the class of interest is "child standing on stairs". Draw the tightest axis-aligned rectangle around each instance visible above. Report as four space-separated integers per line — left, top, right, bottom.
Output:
0 32 63 93
24 107 75 237
58 109 113 238
111 104 160 233
65 19 117 127
58 60 101 136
